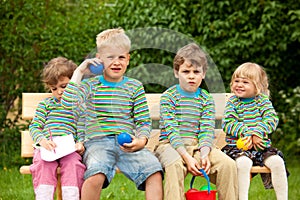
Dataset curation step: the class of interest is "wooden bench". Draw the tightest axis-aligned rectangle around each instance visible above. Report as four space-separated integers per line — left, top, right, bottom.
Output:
20 92 271 199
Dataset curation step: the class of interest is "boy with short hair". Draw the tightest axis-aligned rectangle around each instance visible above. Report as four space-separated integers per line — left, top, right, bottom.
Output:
154 43 238 200
61 28 163 200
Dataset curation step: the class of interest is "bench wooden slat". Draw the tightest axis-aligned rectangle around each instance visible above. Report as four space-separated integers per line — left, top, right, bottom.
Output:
250 166 271 173
22 93 233 121
22 93 52 120
21 131 34 158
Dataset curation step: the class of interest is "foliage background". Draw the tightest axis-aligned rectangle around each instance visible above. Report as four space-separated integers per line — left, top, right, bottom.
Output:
0 0 299 167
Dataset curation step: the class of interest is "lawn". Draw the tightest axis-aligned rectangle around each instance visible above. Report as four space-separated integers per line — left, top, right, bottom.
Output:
0 158 299 200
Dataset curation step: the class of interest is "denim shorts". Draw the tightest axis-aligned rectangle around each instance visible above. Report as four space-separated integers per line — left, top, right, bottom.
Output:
83 135 163 190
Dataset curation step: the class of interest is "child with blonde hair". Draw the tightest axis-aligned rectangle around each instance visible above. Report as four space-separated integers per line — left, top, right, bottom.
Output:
222 62 288 200
61 28 163 200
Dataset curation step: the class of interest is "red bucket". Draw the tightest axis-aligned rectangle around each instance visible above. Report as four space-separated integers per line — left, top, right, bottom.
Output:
185 169 217 200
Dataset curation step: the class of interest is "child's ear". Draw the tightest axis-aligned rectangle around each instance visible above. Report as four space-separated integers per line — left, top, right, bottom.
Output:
95 53 101 59
202 71 206 79
174 69 179 78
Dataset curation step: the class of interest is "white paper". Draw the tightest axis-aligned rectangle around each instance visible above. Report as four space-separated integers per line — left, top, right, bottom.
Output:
40 134 76 162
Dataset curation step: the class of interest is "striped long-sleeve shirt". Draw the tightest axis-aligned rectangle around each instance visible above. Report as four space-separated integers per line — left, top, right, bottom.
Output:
29 96 82 144
61 75 151 140
222 94 279 147
159 85 215 150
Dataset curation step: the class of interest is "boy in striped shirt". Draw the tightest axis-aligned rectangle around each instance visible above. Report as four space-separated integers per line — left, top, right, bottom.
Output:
154 43 238 200
61 28 163 200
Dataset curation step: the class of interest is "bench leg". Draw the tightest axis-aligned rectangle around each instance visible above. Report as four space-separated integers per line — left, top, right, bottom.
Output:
56 173 62 200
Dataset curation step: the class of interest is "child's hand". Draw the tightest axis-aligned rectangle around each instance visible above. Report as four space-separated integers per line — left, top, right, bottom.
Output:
77 58 103 74
75 142 85 155
252 135 265 151
181 153 202 176
120 136 147 152
39 138 57 151
243 136 253 149
200 156 211 176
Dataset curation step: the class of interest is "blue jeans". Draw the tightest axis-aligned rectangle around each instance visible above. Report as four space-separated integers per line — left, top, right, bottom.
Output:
83 135 163 190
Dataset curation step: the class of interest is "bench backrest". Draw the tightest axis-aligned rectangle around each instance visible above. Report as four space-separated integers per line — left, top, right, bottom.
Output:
21 92 232 157
22 93 232 121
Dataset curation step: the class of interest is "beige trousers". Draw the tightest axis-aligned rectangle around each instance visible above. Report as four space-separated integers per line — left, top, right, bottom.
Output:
155 140 238 200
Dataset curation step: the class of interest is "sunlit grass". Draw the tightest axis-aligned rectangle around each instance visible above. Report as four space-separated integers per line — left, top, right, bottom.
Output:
0 158 299 200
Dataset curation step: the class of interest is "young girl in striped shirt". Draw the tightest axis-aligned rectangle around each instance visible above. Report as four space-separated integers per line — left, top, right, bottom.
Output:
29 57 86 200
222 62 288 200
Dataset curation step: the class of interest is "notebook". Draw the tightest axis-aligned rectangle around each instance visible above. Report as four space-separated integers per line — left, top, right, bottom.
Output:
40 134 76 162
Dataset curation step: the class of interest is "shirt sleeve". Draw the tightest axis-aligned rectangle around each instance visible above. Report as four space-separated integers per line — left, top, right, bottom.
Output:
61 81 89 110
160 93 185 151
132 84 151 138
75 104 86 142
29 100 48 144
252 96 279 138
222 99 250 138
197 94 215 149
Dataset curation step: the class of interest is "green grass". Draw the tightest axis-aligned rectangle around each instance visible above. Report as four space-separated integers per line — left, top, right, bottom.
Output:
0 159 299 200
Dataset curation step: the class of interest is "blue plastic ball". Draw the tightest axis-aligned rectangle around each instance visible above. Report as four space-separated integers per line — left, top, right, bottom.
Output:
117 132 132 146
89 63 104 75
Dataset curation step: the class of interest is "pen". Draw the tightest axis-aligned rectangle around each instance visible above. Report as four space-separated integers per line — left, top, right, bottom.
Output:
48 128 56 154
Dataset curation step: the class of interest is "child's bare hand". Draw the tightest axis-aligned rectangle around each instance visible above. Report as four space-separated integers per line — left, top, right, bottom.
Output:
75 142 85 155
243 136 253 149
77 58 103 74
200 156 211 175
182 153 202 176
120 136 147 152
252 135 265 151
39 138 56 151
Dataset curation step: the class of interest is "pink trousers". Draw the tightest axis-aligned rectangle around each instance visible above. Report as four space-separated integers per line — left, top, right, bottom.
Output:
30 149 86 200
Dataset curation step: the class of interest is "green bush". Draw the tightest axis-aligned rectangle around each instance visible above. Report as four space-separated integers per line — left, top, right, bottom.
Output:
0 0 299 167
273 87 300 156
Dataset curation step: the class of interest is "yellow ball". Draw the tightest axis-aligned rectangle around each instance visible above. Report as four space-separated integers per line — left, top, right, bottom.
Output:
236 138 248 150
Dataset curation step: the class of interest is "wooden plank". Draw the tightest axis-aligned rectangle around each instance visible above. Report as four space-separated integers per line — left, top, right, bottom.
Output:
213 129 227 149
145 93 161 121
250 166 271 173
22 93 52 120
22 93 233 121
21 131 34 158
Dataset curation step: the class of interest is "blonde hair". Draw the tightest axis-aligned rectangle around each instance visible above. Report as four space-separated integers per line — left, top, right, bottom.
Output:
173 43 208 73
230 62 270 97
96 28 131 53
42 57 77 90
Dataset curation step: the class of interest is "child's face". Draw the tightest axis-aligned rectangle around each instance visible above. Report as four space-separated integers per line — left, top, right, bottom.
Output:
174 61 205 93
98 47 130 82
49 76 70 102
231 77 256 98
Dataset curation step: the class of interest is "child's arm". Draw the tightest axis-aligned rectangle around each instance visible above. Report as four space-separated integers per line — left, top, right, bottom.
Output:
253 96 279 139
29 101 48 144
160 93 187 155
132 85 152 140
197 93 215 150
61 58 101 110
74 106 86 155
251 96 279 150
29 100 56 151
222 99 251 138
122 84 151 152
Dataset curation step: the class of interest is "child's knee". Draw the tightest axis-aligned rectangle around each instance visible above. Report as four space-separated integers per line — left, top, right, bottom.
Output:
264 155 285 169
236 156 252 170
